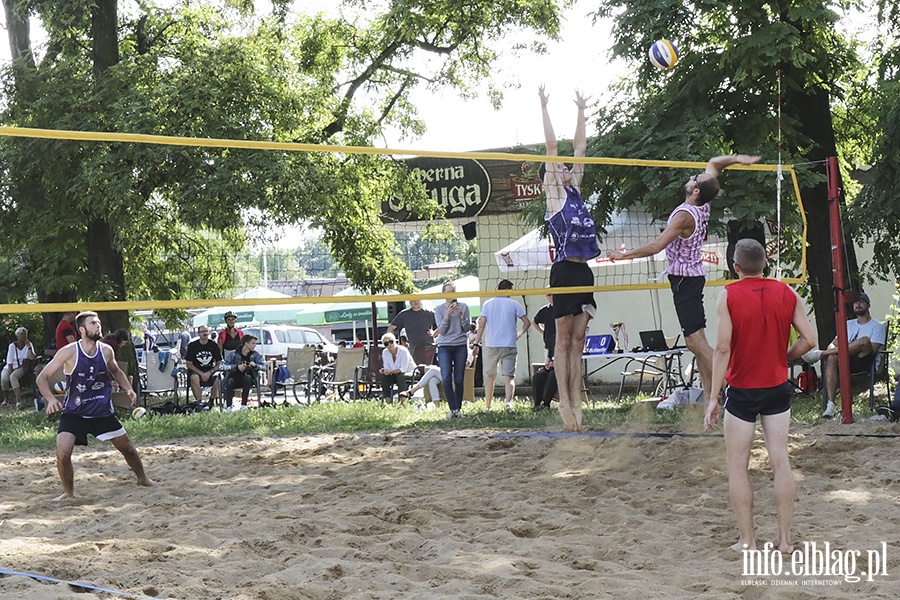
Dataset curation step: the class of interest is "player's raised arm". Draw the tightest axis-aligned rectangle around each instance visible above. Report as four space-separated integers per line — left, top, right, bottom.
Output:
706 154 761 177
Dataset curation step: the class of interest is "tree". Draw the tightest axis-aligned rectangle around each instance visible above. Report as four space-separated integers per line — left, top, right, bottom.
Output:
0 0 565 337
581 0 870 345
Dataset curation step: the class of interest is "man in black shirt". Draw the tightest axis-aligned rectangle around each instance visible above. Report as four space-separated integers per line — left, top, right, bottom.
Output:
387 300 436 361
185 326 223 404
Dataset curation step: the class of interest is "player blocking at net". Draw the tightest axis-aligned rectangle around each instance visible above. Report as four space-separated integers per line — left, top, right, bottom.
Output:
607 153 760 400
539 85 599 433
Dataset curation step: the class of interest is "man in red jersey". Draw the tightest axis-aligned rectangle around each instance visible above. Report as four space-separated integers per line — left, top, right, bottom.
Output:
704 239 817 554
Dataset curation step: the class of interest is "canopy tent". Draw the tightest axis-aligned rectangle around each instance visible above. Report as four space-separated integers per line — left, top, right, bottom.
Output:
191 286 307 328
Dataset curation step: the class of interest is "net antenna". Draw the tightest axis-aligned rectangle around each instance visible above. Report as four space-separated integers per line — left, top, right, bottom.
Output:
776 69 783 279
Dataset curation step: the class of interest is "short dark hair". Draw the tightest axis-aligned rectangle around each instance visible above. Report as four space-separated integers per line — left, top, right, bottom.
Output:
75 311 98 332
696 176 721 205
498 279 514 290
733 239 767 275
242 334 258 344
114 329 129 343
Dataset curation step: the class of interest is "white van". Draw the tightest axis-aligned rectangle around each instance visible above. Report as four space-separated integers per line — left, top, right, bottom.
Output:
241 325 338 358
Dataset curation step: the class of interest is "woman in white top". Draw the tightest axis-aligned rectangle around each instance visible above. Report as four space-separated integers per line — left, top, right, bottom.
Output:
380 333 414 404
3 327 36 407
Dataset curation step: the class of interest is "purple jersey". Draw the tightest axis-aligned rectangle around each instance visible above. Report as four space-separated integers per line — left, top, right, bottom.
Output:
62 342 114 418
547 186 600 262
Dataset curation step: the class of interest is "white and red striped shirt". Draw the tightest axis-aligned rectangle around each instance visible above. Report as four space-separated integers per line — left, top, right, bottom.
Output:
665 202 710 277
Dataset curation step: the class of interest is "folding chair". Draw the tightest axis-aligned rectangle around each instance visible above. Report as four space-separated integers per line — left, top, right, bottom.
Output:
142 352 180 405
315 347 365 401
283 346 317 404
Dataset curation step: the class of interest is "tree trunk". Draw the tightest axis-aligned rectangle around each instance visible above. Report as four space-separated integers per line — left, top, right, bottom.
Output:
784 83 859 346
1 0 34 68
89 1 129 332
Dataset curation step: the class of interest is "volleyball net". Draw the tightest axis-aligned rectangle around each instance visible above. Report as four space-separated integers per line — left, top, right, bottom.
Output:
0 126 806 344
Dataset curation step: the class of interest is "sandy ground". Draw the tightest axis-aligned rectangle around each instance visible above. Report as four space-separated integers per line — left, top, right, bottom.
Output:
1 417 899 599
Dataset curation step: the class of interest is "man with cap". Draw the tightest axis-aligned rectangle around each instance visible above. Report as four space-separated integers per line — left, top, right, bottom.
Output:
217 310 244 356
803 292 885 418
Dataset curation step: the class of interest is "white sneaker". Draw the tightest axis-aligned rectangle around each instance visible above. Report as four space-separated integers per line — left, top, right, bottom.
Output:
505 401 513 410
802 349 822 364
822 401 835 418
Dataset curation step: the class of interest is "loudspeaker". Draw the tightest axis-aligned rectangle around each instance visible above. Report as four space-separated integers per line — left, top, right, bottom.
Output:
726 220 768 278
462 221 477 241
387 301 406 322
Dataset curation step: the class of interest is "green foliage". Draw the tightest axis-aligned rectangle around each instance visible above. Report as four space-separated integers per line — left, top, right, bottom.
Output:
0 0 567 305
576 0 877 280
0 391 864 454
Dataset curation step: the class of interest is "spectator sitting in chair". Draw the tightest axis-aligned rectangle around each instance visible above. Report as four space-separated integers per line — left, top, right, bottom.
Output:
380 332 414 404
2 327 37 408
803 292 885 418
185 326 223 406
532 358 558 412
222 334 263 410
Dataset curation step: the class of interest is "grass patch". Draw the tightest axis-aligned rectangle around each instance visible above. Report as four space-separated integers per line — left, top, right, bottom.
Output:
0 388 886 455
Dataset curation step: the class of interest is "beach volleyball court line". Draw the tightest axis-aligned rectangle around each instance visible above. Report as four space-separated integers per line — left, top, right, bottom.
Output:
0 567 166 600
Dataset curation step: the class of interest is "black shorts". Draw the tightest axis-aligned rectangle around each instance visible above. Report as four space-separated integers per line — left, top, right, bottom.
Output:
723 382 794 423
849 354 876 374
669 275 706 336
189 370 219 388
58 413 126 446
550 260 596 319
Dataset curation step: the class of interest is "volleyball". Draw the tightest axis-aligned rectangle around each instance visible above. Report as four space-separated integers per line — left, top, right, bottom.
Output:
649 39 680 70
52 380 66 394
132 406 147 420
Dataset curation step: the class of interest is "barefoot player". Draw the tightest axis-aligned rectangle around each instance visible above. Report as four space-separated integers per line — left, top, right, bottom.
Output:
703 240 816 552
540 86 598 433
37 311 155 500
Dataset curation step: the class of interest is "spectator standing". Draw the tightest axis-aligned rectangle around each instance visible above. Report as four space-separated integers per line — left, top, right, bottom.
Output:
387 300 436 359
55 311 78 351
434 281 471 419
218 311 244 355
473 279 531 410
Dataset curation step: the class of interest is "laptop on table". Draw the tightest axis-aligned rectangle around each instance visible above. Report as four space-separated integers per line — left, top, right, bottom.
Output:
639 330 670 352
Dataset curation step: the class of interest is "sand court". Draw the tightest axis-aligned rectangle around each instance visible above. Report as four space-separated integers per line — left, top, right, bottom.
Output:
0 422 898 599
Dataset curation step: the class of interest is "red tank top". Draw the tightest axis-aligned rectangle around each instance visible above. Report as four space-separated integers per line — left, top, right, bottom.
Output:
725 278 796 388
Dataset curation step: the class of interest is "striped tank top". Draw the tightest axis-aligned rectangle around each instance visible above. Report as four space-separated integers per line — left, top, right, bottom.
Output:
665 202 711 277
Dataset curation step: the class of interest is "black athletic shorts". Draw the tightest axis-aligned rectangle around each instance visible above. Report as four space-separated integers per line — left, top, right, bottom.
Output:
723 381 794 423
849 354 876 374
550 260 596 319
669 274 706 337
58 413 126 446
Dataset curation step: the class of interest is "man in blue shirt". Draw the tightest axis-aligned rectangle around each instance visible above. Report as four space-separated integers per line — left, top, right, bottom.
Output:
803 292 885 418
473 279 531 410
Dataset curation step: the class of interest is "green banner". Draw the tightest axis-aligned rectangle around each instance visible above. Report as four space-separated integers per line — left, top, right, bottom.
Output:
324 307 380 323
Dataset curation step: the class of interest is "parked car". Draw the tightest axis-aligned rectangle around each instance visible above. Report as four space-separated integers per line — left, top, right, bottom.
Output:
241 325 339 358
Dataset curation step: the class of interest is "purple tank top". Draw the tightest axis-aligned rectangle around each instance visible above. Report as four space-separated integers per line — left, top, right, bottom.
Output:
546 186 600 262
665 202 711 277
63 342 114 418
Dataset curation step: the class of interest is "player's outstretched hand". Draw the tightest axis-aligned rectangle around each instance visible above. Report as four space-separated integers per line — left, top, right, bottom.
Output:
539 84 549 107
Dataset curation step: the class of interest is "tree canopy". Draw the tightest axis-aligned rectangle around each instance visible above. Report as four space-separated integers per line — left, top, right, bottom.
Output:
0 0 565 335
571 0 897 342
